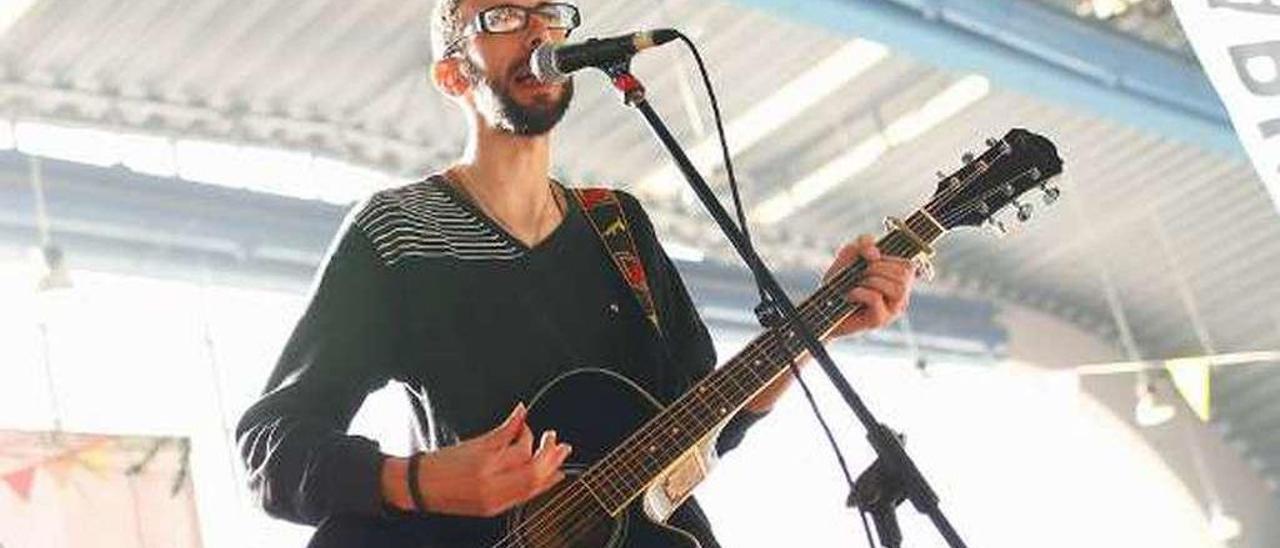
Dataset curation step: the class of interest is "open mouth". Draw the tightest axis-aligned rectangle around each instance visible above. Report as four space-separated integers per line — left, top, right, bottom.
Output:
514 70 543 87
512 61 554 88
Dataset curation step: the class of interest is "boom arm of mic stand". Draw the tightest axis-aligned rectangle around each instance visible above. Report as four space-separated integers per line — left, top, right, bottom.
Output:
599 60 968 548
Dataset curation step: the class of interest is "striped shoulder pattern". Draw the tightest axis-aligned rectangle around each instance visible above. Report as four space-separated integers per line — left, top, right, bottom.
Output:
352 178 525 265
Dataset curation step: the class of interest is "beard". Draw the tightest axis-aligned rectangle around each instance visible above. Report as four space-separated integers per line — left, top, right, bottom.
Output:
465 57 575 136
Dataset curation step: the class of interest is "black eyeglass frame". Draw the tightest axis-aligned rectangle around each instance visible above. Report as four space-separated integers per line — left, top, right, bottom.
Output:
443 2 582 58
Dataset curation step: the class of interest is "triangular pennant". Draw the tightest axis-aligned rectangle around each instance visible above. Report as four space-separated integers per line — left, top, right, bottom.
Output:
1165 357 1212 421
43 455 76 487
3 466 36 501
79 445 113 475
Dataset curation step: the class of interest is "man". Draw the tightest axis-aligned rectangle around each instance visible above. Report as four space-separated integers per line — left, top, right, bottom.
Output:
235 0 917 546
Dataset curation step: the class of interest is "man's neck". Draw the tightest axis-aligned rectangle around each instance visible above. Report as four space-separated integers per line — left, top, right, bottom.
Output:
451 120 564 246
459 122 553 209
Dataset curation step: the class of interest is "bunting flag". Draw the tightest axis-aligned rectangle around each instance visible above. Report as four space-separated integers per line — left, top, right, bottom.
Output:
0 430 201 548
78 442 114 476
2 466 36 501
1 437 118 496
1165 357 1213 422
42 454 77 487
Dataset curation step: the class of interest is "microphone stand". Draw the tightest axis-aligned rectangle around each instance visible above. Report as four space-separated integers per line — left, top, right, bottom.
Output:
597 60 968 548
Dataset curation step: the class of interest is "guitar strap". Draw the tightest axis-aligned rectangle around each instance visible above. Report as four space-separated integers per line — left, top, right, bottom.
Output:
569 187 664 337
571 189 718 509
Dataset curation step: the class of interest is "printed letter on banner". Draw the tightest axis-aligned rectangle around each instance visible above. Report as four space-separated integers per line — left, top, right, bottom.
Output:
1172 0 1280 210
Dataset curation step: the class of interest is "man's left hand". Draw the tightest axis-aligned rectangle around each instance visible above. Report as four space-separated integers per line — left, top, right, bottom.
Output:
824 234 917 339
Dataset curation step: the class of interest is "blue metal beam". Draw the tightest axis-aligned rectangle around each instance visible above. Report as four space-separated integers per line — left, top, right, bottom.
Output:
727 0 1244 155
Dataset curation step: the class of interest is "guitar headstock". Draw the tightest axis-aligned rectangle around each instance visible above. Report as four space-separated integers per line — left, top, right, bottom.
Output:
925 129 1064 234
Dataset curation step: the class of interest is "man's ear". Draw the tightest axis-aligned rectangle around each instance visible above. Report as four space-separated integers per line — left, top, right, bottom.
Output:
432 58 470 97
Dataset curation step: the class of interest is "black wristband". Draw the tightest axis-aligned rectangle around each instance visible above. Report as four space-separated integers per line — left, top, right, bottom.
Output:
407 452 428 513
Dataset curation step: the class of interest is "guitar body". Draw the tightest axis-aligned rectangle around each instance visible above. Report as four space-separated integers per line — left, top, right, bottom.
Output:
309 368 703 548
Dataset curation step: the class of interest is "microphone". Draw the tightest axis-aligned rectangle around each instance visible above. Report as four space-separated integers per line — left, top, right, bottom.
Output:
531 29 680 83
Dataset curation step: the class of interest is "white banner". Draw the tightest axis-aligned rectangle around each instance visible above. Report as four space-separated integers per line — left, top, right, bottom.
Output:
1172 0 1280 210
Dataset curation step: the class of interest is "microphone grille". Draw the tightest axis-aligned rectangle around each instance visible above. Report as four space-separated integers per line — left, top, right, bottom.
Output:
531 43 568 84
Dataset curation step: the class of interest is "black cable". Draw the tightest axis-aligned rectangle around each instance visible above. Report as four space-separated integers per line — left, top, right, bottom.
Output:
860 510 878 548
671 32 771 311
672 30 872 544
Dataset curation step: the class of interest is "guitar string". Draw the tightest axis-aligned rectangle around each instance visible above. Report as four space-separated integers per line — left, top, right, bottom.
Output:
927 137 1059 228
930 167 1042 231
490 156 1045 547
495 235 923 548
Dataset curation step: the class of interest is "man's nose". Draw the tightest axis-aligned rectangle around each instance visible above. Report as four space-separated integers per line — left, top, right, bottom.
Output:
525 15 554 50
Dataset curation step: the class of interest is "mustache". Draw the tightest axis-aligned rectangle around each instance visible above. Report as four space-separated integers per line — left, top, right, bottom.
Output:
508 48 537 80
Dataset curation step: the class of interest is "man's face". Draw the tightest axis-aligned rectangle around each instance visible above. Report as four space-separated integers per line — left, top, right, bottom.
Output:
450 0 576 136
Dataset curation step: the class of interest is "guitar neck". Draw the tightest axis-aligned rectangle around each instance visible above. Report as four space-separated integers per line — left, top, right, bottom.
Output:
578 209 946 514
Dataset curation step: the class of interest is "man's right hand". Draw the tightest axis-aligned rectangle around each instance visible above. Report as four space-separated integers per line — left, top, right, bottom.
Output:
380 402 573 517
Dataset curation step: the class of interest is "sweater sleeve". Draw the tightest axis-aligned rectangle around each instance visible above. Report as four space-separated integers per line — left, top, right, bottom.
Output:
235 205 399 525
616 191 768 456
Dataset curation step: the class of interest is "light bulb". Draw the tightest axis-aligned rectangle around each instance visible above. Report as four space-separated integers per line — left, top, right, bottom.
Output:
1208 504 1241 541
1134 382 1175 427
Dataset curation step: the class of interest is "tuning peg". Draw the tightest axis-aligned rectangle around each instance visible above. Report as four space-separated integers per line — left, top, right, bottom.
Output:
1015 200 1034 223
985 138 999 147
985 219 1009 238
1041 185 1061 206
962 152 976 164
936 170 947 180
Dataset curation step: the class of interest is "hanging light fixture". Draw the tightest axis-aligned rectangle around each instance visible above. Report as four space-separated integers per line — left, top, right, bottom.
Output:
35 243 72 292
1208 503 1242 542
1134 376 1176 427
1077 0 1153 19
28 156 72 292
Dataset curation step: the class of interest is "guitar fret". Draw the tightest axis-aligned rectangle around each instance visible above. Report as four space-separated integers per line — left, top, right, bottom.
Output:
745 357 767 382
593 469 624 511
720 368 748 401
579 473 610 511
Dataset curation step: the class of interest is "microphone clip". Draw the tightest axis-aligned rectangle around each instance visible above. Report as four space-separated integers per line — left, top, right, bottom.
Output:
600 60 647 106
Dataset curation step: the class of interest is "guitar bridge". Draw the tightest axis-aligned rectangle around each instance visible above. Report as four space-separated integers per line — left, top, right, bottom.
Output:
642 434 719 523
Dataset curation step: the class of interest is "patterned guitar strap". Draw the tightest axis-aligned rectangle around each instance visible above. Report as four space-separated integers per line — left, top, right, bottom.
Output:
571 192 717 499
570 188 663 337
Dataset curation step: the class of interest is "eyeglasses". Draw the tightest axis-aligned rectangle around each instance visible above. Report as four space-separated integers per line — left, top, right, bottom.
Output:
444 3 582 57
